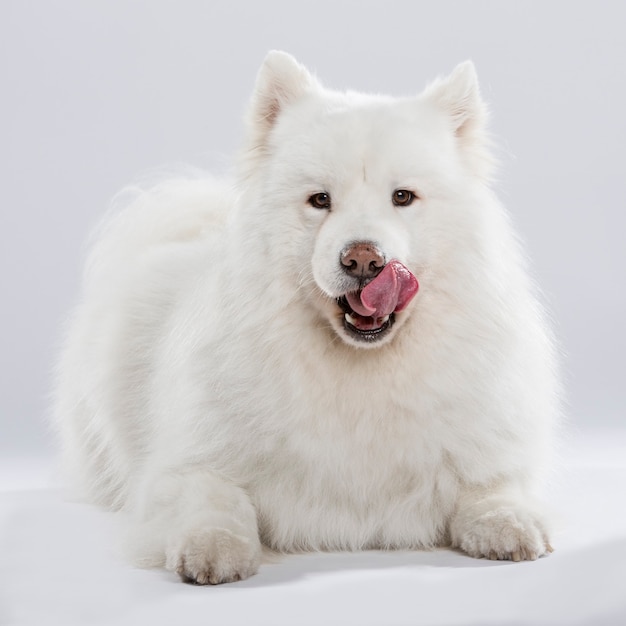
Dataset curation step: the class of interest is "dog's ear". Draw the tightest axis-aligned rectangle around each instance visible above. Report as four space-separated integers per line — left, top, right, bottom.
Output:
424 61 492 178
246 51 318 149
425 61 486 138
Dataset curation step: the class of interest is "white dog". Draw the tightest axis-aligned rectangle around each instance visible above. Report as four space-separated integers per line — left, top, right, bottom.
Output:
55 52 559 584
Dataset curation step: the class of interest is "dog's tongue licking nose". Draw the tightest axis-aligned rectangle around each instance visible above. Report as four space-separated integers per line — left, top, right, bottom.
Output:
345 260 419 319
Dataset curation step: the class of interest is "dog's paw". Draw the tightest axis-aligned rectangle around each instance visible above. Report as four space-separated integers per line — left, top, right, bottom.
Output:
452 503 553 562
165 527 261 585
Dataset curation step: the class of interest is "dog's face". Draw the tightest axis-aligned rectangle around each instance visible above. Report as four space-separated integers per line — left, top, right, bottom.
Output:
242 52 491 349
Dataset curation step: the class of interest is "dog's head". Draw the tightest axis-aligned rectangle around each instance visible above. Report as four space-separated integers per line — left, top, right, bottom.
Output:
239 51 492 349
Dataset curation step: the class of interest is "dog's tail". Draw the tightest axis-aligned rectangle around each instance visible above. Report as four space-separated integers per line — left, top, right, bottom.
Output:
84 171 235 284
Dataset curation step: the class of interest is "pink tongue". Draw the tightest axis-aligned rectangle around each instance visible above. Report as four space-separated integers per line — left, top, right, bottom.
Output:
345 260 419 318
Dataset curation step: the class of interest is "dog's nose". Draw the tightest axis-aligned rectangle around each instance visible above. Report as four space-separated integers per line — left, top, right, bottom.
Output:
340 242 385 279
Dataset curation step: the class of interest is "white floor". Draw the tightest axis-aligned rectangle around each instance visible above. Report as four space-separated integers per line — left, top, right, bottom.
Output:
1 431 625 626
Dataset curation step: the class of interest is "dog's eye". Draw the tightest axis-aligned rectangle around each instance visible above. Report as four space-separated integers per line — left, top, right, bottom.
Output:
392 189 416 207
308 192 331 210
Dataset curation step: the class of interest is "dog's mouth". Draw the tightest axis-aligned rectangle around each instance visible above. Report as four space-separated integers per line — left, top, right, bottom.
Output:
334 260 419 344
337 296 395 341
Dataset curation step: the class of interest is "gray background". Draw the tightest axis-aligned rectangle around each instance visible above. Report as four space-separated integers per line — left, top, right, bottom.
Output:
1 0 624 458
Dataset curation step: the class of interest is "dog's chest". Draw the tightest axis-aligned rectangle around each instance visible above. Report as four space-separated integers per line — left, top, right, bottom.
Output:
213 332 465 549
242 390 459 551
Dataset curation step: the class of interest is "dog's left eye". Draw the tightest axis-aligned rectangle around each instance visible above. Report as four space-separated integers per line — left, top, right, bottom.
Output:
392 190 416 207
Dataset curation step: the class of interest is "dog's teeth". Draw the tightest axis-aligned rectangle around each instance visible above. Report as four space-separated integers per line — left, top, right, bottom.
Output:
345 313 358 326
381 315 390 324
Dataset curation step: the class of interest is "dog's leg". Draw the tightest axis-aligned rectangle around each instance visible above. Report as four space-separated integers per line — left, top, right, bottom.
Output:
449 486 553 562
124 465 262 584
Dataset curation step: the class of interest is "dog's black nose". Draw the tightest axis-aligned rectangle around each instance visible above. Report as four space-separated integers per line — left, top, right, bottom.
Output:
340 242 385 279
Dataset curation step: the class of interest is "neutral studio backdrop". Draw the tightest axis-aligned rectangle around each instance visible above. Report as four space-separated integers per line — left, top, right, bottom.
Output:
1 0 625 458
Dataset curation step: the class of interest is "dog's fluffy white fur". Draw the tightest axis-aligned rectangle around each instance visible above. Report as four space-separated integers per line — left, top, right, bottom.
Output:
55 52 560 584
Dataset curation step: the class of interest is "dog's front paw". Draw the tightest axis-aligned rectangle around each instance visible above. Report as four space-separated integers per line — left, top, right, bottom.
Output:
451 502 553 562
166 527 261 585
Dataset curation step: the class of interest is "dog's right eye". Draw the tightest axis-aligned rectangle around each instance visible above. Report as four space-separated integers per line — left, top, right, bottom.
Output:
308 192 331 210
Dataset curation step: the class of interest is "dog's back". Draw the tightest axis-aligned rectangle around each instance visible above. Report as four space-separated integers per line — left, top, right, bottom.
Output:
54 176 234 508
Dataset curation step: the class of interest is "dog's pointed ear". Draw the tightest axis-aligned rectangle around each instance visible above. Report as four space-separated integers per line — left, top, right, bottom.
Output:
424 61 493 178
425 60 487 140
246 51 318 148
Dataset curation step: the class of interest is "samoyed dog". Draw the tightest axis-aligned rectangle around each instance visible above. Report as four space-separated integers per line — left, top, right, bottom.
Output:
55 51 559 584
